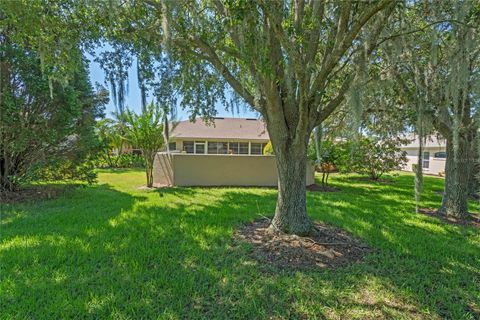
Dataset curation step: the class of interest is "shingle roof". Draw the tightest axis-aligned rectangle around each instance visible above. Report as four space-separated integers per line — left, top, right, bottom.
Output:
171 117 269 140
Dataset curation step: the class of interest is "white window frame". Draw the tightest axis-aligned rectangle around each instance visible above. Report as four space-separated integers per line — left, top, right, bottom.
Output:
228 142 240 155
422 151 430 169
183 141 194 154
194 141 206 154
168 141 176 151
250 142 263 155
238 142 249 155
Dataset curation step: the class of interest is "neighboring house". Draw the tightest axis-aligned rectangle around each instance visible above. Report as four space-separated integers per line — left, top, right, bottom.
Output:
168 117 270 155
120 143 142 155
153 117 315 187
400 134 447 175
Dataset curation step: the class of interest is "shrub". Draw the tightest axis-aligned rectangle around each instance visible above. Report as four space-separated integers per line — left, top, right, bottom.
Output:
37 159 98 185
95 154 145 169
0 42 106 191
263 141 274 155
345 137 408 180
308 140 342 188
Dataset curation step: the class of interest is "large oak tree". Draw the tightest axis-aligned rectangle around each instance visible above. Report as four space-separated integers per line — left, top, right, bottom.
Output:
97 0 396 234
384 0 480 219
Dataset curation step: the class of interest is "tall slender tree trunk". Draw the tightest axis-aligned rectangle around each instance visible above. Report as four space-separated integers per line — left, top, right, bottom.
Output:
146 164 153 188
468 131 479 198
269 131 313 235
145 152 154 188
313 125 322 165
439 138 470 219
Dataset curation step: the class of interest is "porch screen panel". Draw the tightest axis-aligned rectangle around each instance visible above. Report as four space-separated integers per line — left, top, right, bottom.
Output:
183 141 194 154
229 142 239 154
208 142 228 154
239 143 249 154
208 142 217 154
195 142 205 154
250 143 262 155
218 142 228 154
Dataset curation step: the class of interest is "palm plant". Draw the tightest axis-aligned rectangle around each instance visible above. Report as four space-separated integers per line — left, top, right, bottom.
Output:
121 103 164 187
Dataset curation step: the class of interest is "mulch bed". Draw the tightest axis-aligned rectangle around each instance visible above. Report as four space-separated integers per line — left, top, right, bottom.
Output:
418 208 480 229
306 184 340 192
0 186 67 204
234 218 373 271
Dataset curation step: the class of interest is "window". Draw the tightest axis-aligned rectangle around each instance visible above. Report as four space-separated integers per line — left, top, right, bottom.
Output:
228 142 239 154
251 143 262 155
208 142 228 154
183 141 194 153
195 142 205 154
219 142 228 154
208 142 217 154
168 142 176 151
239 142 249 154
434 151 447 159
422 151 430 169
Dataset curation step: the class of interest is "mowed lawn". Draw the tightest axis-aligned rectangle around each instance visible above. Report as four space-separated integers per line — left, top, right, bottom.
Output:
1 169 479 319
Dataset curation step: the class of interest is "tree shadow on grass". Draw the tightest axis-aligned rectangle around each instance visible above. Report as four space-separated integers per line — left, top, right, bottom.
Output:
306 174 479 318
112 184 479 319
0 183 148 317
1 175 479 319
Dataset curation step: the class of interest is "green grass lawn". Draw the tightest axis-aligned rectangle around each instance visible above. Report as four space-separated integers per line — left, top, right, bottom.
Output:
1 170 479 319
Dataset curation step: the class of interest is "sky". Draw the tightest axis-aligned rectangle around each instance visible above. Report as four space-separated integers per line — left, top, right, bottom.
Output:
86 52 259 121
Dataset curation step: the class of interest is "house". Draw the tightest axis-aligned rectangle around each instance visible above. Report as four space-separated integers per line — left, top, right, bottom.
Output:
153 117 315 187
400 134 447 175
168 117 270 155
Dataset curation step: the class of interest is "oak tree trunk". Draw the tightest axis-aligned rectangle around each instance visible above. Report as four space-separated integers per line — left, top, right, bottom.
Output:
439 138 470 219
269 133 313 236
468 132 479 198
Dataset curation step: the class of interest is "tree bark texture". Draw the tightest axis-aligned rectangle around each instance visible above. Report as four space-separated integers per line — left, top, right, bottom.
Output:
268 119 314 235
439 137 470 219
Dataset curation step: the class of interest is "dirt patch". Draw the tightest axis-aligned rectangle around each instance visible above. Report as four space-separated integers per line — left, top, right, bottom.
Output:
137 185 161 191
306 184 340 192
0 186 69 204
234 218 373 271
418 208 480 229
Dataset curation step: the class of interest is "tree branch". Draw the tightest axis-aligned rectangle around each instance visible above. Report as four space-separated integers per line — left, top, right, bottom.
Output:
314 74 354 126
189 36 262 112
309 0 394 99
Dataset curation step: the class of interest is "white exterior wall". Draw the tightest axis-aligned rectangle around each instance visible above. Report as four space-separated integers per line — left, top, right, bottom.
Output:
401 147 446 175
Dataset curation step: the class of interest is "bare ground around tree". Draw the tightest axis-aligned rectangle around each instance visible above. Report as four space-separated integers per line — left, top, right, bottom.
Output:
418 208 480 229
234 218 373 271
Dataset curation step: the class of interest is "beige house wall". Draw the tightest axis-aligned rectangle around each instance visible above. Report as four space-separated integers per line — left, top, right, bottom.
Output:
401 147 446 175
153 152 315 187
